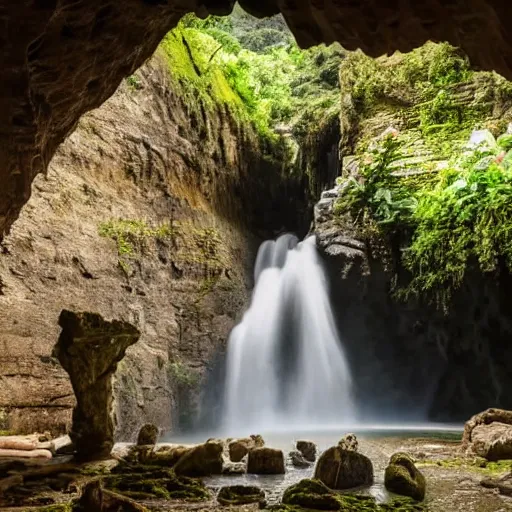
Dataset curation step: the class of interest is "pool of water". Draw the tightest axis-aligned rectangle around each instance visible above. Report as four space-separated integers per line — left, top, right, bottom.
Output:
165 425 463 505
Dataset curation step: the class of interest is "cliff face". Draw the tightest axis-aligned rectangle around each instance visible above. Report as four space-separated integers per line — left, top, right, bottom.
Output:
0 44 302 438
316 44 512 422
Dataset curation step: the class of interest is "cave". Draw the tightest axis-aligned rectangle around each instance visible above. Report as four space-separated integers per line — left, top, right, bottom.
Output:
1 2 512 511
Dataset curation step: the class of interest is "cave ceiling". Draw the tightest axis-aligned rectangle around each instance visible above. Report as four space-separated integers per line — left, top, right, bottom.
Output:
0 0 510 236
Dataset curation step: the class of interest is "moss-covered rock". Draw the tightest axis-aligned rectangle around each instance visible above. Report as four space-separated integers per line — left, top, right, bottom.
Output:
247 447 285 474
217 485 265 506
282 479 340 510
314 445 373 489
384 453 426 501
105 463 210 501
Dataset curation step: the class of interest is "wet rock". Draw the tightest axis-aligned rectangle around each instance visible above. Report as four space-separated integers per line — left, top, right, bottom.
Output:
384 452 426 501
53 310 140 461
247 447 285 475
228 435 265 462
173 441 223 477
296 440 317 462
314 445 373 489
222 461 247 475
282 478 340 510
289 450 311 468
137 424 159 446
467 421 512 461
217 485 265 506
338 433 358 452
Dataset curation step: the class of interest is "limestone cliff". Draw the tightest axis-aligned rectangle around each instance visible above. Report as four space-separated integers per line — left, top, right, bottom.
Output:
0 41 303 438
316 43 512 422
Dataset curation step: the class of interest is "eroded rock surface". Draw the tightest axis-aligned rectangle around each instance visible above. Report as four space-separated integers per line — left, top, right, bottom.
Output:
0 49 298 437
2 1 512 239
462 408 512 460
54 310 140 460
384 452 426 501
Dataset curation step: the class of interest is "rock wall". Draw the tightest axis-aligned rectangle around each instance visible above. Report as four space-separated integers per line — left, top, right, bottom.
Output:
0 48 302 439
316 45 512 422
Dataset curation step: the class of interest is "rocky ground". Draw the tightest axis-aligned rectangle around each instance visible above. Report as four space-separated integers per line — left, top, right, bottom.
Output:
1 430 511 512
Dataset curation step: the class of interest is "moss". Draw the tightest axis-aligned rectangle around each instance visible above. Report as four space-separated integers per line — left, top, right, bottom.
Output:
217 485 265 506
384 453 426 501
104 465 209 502
282 479 340 510
419 456 512 476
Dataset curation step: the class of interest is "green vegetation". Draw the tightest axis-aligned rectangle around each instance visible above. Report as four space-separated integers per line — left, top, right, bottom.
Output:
161 6 342 141
418 457 512 476
168 361 200 389
335 41 512 310
98 219 226 275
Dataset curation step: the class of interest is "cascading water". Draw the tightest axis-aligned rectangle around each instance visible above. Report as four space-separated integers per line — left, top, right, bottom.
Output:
222 234 355 433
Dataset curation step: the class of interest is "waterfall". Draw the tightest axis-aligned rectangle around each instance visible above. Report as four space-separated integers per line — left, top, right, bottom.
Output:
222 234 355 433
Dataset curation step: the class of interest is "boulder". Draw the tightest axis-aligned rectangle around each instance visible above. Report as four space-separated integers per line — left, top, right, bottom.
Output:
137 424 159 446
217 485 265 506
289 450 311 468
468 422 512 461
314 445 373 489
228 435 265 462
145 445 190 466
53 310 140 461
173 441 223 477
282 478 340 510
296 440 317 462
247 447 285 475
338 433 358 452
384 452 426 501
462 408 512 457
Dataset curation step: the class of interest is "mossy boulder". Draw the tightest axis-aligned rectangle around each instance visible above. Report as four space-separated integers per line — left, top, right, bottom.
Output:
149 445 190 466
384 453 426 501
217 485 265 506
296 440 317 462
106 463 210 501
282 479 340 510
247 447 285 474
137 424 159 446
314 445 373 489
173 440 223 476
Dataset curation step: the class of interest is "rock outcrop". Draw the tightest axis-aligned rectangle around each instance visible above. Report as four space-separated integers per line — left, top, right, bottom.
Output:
316 43 512 422
53 310 140 461
462 408 512 460
384 453 426 501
